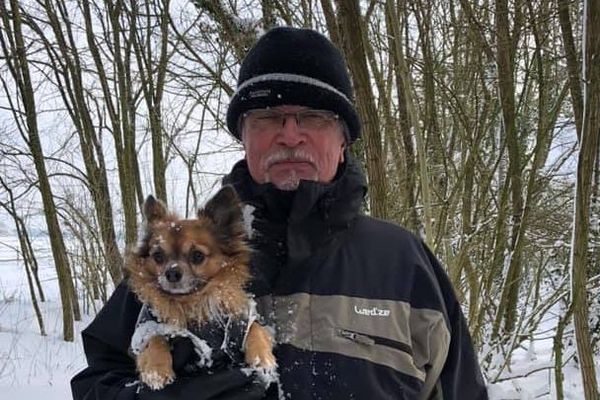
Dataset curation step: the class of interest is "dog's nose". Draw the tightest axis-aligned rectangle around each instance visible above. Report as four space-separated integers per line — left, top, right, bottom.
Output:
165 266 182 283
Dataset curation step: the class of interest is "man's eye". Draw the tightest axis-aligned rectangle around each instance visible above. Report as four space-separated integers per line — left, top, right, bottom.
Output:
300 111 335 128
255 115 281 125
302 114 327 124
152 250 166 264
301 111 326 119
189 250 205 264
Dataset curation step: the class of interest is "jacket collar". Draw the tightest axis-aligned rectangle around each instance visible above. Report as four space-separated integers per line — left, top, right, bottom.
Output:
222 152 367 227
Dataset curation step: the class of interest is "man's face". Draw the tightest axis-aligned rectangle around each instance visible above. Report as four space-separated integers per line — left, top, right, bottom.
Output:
241 105 346 191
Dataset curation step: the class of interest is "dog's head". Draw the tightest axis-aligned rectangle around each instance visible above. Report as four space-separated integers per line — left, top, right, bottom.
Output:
126 186 250 313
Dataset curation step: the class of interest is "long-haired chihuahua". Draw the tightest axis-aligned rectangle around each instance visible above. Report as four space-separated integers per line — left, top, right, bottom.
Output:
125 186 275 390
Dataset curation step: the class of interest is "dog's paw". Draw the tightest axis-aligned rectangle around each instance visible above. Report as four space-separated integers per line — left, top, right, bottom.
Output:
241 353 278 388
137 336 175 390
244 322 276 370
245 346 277 370
140 367 175 391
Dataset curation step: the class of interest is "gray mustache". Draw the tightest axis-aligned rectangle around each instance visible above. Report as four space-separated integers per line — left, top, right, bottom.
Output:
263 149 316 169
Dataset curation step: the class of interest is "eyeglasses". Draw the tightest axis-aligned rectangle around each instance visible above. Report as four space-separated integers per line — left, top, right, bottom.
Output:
242 109 340 133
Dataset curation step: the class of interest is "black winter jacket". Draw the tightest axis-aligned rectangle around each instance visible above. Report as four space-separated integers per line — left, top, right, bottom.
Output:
70 281 272 400
71 155 488 400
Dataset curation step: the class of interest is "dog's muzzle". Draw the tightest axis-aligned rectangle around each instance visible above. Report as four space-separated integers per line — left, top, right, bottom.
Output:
157 265 204 295
165 265 183 283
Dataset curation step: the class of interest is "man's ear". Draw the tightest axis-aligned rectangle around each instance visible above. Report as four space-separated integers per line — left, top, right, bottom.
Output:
143 195 168 224
199 185 244 236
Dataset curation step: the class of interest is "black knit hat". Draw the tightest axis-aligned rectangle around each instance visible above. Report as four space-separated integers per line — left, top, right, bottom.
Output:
226 27 361 143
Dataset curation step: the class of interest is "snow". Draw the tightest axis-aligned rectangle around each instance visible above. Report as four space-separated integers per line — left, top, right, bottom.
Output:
242 204 256 239
130 314 215 372
140 369 174 391
241 364 279 389
1 229 599 399
484 302 599 399
0 234 94 400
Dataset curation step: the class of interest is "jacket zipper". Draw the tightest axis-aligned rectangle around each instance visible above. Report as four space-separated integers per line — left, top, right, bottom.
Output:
338 328 413 356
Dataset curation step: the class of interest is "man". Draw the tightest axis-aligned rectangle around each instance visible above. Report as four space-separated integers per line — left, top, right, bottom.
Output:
71 27 488 399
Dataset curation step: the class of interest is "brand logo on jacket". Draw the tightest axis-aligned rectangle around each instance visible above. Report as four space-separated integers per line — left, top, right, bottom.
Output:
354 305 390 317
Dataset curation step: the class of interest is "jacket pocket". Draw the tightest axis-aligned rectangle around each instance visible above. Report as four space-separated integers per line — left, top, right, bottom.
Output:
337 328 413 357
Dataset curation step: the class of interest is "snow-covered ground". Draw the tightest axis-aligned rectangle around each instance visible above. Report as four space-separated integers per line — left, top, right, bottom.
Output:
485 323 593 400
0 234 94 400
0 227 598 400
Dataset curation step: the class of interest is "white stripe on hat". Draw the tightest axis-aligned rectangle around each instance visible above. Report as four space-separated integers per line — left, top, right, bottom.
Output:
234 72 353 105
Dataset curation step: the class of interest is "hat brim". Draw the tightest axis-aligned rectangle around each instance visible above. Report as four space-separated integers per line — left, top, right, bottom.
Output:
226 80 361 143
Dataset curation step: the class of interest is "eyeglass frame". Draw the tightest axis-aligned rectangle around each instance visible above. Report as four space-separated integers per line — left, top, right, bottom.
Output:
238 108 348 138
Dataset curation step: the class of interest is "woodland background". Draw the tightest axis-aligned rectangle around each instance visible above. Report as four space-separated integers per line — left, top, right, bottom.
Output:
0 0 599 398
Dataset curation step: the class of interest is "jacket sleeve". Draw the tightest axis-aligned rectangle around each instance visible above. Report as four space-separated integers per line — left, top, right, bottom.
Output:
422 243 489 400
70 280 144 400
70 281 270 400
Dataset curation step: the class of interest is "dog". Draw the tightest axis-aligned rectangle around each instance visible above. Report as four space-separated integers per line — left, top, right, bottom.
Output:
125 186 276 390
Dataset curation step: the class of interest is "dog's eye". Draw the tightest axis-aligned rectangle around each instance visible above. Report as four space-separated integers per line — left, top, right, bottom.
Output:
152 250 166 264
189 250 205 264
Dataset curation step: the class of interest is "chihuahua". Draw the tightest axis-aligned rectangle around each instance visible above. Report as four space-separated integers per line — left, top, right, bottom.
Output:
126 186 276 390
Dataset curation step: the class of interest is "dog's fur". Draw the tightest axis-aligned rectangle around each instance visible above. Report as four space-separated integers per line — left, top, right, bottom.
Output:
126 186 275 390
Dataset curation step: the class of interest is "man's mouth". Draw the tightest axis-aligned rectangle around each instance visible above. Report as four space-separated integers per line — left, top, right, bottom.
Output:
268 157 317 169
272 159 312 166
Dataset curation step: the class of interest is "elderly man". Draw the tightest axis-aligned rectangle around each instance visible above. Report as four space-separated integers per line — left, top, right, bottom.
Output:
71 27 488 400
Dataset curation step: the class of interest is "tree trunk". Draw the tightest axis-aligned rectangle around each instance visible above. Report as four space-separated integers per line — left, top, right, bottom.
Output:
386 0 419 233
130 0 169 203
1 0 75 341
334 0 388 220
553 303 573 400
570 0 600 397
43 0 123 285
103 0 139 248
412 0 447 214
557 0 583 140
494 0 525 336
319 0 341 48
385 0 433 243
0 178 46 336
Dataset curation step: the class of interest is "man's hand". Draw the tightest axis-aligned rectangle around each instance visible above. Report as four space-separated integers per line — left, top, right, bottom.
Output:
137 336 272 400
137 369 268 400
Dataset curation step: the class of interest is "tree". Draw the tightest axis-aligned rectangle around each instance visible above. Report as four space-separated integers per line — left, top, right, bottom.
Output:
570 0 600 397
0 175 46 336
333 0 389 220
30 0 124 284
0 0 77 341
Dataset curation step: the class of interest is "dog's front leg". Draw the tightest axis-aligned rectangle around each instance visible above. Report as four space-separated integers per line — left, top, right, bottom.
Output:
244 322 276 369
137 335 175 390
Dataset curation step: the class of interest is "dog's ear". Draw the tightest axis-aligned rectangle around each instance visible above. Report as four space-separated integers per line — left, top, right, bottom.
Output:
199 186 243 235
143 195 168 223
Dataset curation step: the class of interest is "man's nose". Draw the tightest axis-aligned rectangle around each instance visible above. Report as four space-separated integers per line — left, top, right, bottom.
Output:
276 115 306 146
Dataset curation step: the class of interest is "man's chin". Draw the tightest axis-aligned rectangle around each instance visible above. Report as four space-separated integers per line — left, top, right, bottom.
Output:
273 179 301 191
267 172 302 190
266 168 318 191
